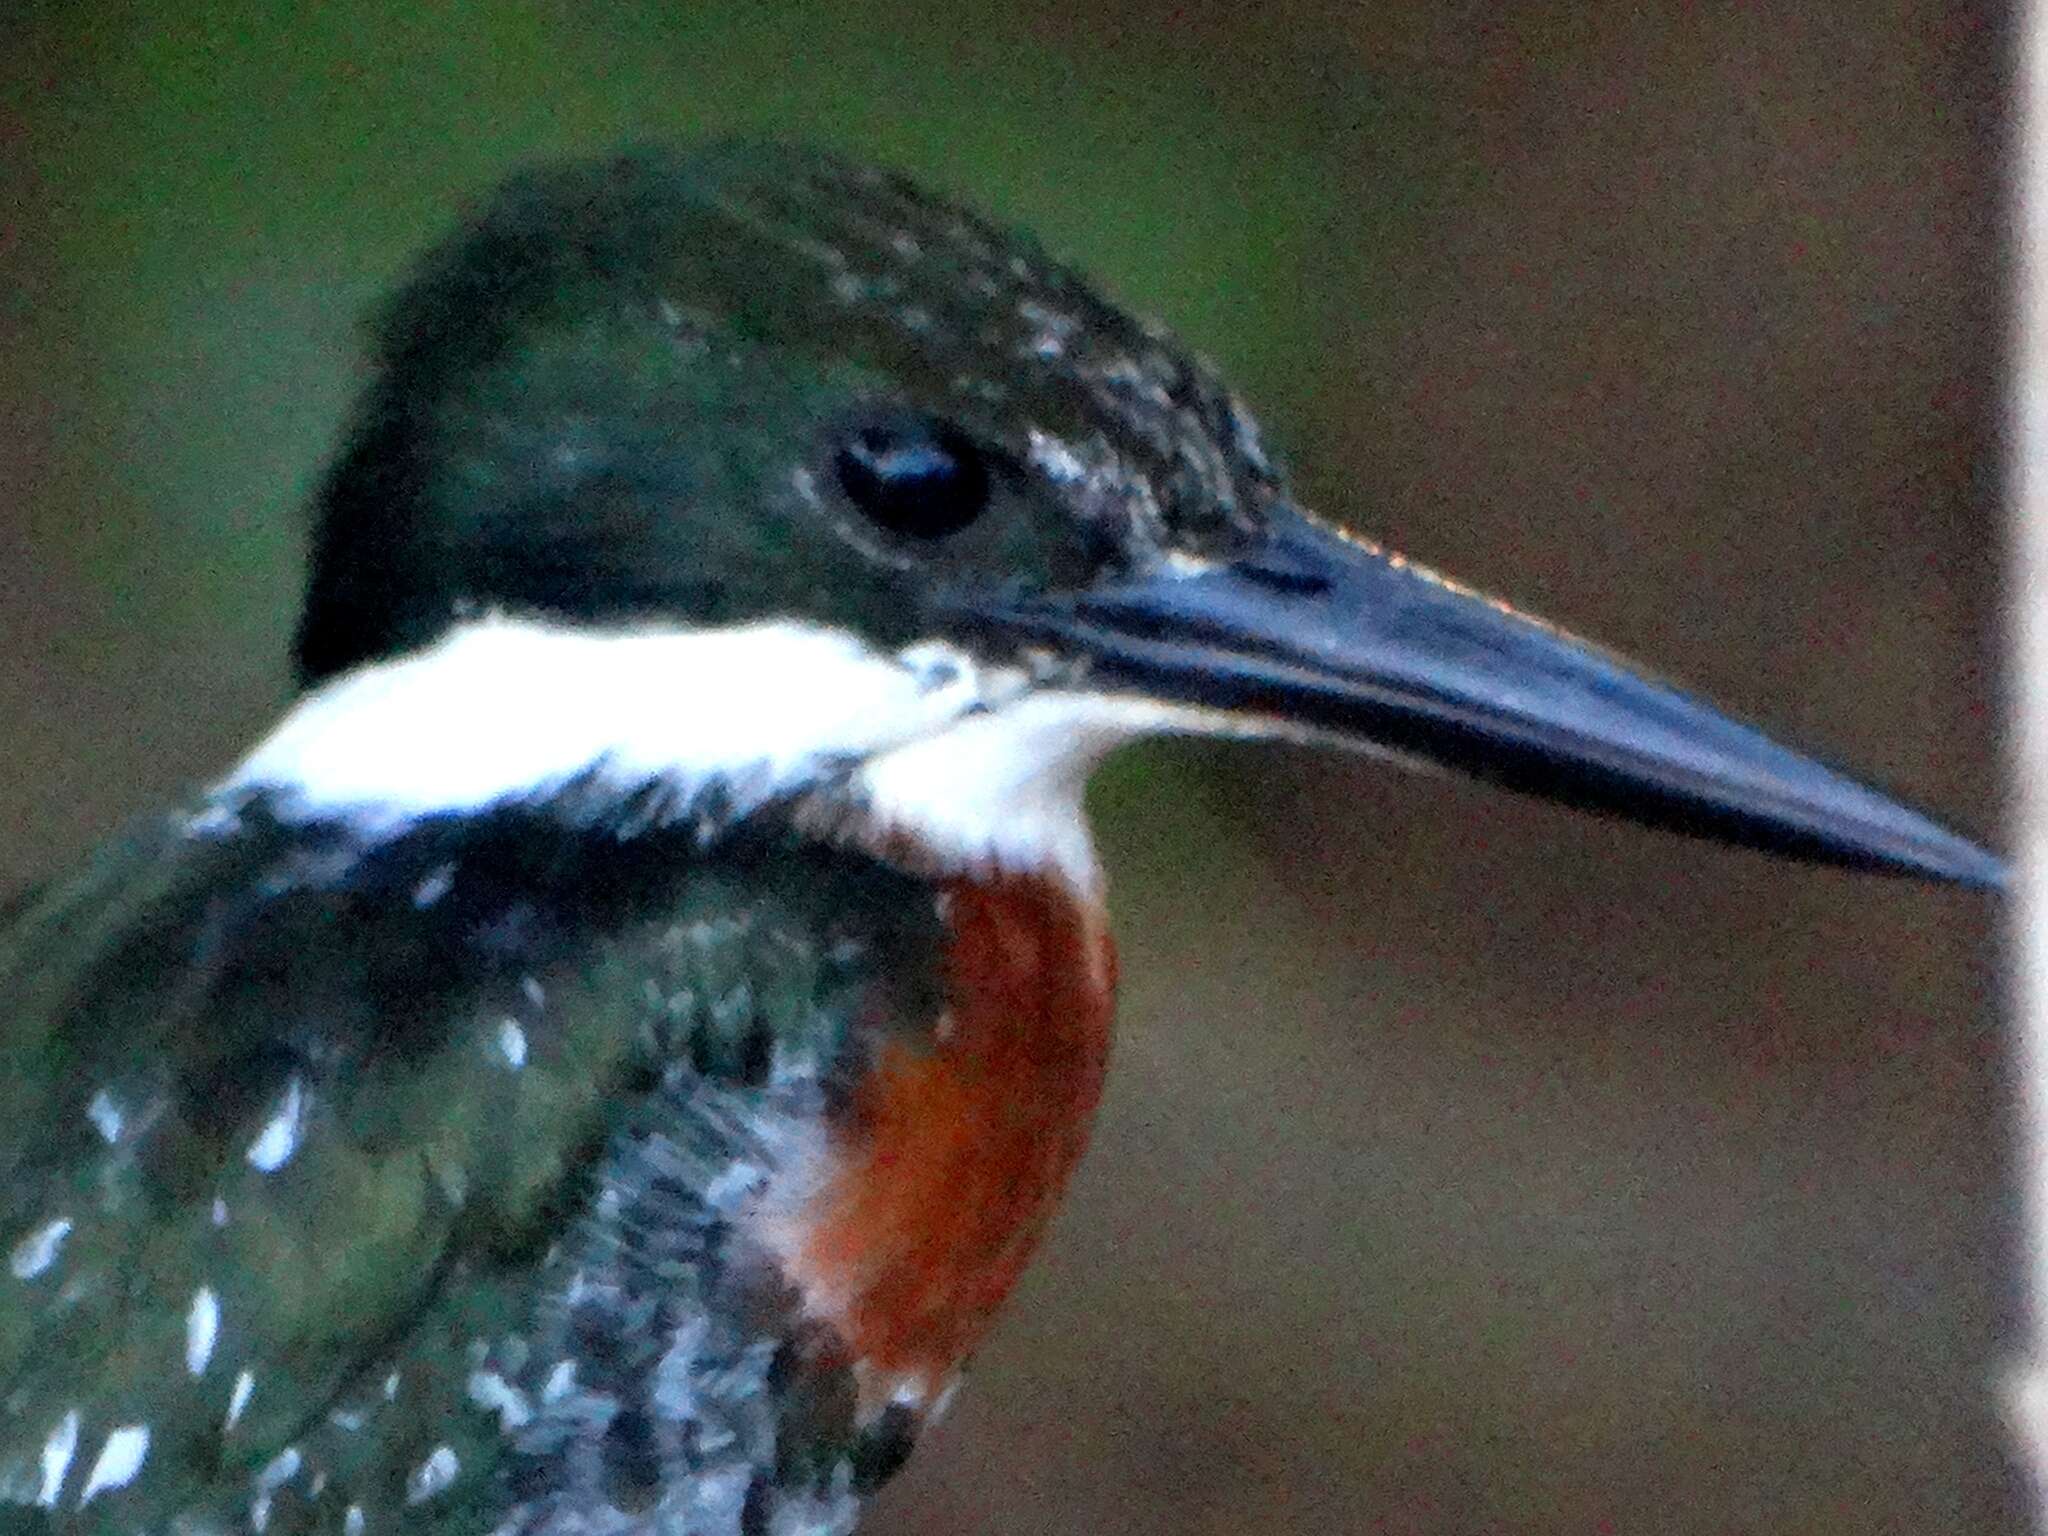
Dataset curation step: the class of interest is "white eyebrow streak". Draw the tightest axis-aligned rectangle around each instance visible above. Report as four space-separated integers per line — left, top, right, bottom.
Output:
212 615 1015 837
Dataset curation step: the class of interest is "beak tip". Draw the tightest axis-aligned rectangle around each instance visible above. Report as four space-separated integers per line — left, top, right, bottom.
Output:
1925 839 2009 894
1771 783 2006 893
1838 802 2007 892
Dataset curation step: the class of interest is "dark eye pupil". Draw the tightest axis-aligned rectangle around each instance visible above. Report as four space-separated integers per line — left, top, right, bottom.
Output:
834 415 990 538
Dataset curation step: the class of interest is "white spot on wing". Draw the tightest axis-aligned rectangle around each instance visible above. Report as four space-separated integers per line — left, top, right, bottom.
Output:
250 1444 302 1532
255 1447 301 1493
35 1410 78 1507
77 1423 148 1506
11 1218 71 1280
186 1287 220 1377
85 1090 123 1143
466 1369 533 1429
246 1077 305 1172
226 1369 255 1431
405 1444 459 1504
497 1020 527 1069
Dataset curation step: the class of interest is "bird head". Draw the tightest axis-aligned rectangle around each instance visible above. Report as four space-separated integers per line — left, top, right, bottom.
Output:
227 141 1998 890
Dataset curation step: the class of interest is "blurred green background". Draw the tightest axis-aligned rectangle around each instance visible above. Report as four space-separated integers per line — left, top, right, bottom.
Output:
0 2 2011 1531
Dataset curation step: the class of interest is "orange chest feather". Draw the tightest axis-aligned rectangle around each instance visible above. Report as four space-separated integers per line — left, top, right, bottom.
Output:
769 870 1116 1401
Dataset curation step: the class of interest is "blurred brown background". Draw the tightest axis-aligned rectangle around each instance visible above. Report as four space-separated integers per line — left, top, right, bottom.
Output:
0 2 2012 1531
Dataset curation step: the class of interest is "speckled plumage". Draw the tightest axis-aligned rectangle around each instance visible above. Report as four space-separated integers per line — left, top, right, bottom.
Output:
0 794 957 1533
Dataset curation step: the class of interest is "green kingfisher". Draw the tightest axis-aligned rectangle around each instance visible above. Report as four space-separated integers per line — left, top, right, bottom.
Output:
0 142 2000 1534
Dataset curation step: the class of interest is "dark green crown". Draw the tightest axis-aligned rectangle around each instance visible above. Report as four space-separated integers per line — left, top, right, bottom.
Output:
296 141 1290 685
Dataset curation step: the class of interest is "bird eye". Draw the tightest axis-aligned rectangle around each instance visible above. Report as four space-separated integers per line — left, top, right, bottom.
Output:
833 413 991 538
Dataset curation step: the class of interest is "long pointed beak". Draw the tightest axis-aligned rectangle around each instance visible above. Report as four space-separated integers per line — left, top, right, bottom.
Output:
973 511 2003 888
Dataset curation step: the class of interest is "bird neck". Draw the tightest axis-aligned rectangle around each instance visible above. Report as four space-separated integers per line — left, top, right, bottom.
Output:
212 611 1210 895
751 863 1118 1416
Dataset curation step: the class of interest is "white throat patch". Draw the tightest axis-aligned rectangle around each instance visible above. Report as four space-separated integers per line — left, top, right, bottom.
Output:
212 615 1254 889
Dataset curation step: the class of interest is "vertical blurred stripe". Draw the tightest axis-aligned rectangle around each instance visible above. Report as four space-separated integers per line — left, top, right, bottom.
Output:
2012 2 2048 1525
